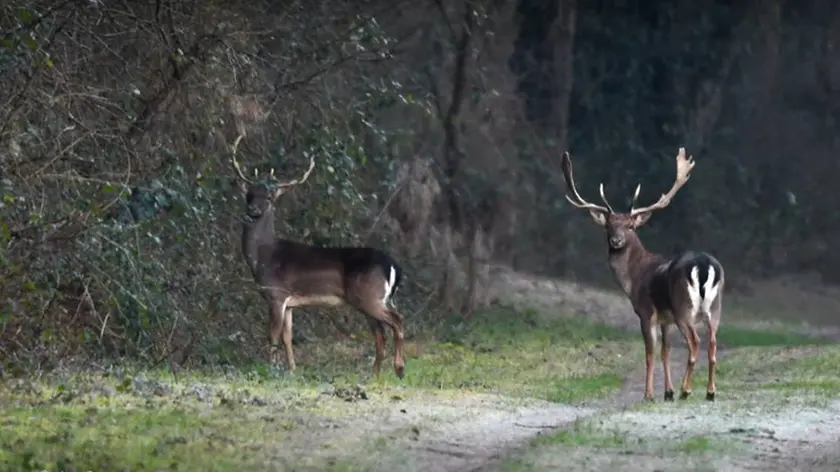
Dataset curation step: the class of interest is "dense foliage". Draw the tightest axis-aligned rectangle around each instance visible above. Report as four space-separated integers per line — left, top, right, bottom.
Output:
1 0 837 370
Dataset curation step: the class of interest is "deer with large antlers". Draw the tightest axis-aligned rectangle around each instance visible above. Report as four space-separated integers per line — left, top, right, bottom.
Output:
561 148 724 402
230 134 407 379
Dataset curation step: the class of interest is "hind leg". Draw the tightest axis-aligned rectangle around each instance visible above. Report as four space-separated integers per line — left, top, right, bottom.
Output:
366 317 387 377
706 299 722 401
661 324 675 401
353 301 405 379
267 299 287 366
386 308 406 378
676 319 701 400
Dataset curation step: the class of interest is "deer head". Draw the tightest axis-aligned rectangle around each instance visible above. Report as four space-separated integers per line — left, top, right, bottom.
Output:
561 147 696 250
230 133 316 220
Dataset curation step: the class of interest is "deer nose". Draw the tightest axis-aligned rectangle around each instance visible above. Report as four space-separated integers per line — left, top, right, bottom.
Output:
609 236 624 247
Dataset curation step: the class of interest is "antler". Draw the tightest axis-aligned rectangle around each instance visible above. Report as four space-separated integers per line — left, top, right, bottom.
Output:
230 133 253 184
629 147 695 216
561 151 614 214
271 154 316 198
230 132 316 196
273 155 316 189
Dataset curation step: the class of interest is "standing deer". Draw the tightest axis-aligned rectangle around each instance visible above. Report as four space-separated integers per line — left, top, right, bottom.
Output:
230 134 407 379
560 148 724 402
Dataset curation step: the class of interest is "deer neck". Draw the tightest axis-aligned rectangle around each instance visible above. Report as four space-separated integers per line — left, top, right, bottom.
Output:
608 232 661 297
241 211 277 277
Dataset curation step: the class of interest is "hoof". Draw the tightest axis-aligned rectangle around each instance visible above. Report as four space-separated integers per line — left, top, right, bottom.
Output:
664 390 675 402
706 391 716 402
643 396 655 403
396 366 405 380
679 391 691 400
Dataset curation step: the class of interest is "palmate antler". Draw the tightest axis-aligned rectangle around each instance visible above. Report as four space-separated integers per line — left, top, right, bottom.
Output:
230 133 317 198
561 148 695 217
629 147 695 217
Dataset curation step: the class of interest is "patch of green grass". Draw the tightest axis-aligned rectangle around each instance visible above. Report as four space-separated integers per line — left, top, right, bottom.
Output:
397 306 638 401
717 325 829 348
239 305 639 403
545 373 624 403
534 419 627 448
687 344 840 401
0 401 267 471
752 349 840 397
763 378 840 392
497 420 631 472
0 371 404 472
139 305 637 404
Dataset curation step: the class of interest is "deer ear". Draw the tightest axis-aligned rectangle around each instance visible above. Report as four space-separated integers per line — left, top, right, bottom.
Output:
632 212 653 228
589 210 607 226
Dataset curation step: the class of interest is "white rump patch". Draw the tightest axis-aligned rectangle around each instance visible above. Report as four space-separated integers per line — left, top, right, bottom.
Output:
382 265 397 306
687 265 721 319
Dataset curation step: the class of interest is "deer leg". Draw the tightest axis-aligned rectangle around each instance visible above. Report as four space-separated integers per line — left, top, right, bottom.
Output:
282 307 295 372
387 309 406 379
268 300 285 366
640 318 657 402
349 267 407 379
706 314 719 401
366 317 387 377
661 323 675 401
355 301 406 379
676 320 701 399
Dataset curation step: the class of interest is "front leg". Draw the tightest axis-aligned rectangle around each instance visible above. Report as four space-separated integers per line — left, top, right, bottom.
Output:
281 307 295 372
639 317 657 401
268 300 284 366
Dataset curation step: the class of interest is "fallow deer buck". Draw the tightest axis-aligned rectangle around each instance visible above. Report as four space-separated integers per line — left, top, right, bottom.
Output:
230 134 407 379
561 148 724 402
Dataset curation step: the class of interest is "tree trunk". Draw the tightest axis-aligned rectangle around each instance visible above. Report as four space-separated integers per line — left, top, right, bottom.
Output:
549 0 579 278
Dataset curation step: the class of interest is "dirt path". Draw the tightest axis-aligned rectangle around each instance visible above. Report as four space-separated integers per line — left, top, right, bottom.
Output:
363 343 840 472
365 346 702 472
345 267 840 471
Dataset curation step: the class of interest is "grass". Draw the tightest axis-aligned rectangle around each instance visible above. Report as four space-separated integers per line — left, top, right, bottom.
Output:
717 324 831 348
258 304 640 402
715 345 840 397
532 420 734 454
399 307 637 401
2 402 261 471
533 419 627 448
0 304 639 472
501 420 739 472
6 303 832 472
